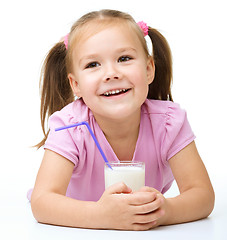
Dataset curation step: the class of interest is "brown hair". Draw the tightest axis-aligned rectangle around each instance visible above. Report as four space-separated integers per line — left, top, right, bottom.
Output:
36 9 173 148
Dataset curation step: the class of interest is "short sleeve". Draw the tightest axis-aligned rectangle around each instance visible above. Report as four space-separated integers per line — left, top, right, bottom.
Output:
161 103 196 163
44 112 79 166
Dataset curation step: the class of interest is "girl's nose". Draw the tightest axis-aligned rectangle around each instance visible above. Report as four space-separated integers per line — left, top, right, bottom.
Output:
103 64 121 82
105 75 119 81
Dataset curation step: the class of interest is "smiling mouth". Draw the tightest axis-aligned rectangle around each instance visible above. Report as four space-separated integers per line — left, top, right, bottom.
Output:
102 88 130 97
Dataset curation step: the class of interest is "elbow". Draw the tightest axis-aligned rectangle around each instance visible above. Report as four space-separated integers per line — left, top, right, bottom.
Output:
203 187 215 219
208 188 215 217
30 192 45 223
30 195 40 223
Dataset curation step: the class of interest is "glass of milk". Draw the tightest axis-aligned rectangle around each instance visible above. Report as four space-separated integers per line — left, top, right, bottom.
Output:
104 161 145 192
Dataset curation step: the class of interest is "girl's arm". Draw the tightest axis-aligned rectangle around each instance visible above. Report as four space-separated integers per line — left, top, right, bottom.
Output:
157 141 215 226
30 149 95 228
31 149 163 230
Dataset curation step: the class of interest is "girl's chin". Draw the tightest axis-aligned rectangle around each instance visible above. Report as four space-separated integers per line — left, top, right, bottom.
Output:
93 105 140 122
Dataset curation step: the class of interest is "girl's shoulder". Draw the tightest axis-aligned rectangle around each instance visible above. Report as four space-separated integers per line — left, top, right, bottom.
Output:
142 99 187 125
142 99 193 142
143 99 183 115
48 99 92 128
142 99 195 162
44 99 93 166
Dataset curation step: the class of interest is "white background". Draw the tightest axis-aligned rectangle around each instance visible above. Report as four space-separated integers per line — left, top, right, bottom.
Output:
0 0 226 238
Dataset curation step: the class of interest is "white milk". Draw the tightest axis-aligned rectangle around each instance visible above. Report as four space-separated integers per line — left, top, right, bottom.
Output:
104 162 145 192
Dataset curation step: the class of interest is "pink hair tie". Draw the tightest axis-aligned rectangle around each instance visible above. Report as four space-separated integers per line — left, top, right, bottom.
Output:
64 34 69 49
63 22 148 49
137 21 148 37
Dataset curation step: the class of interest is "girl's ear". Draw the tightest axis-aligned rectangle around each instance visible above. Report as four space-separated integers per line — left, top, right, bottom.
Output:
146 57 155 84
68 73 82 98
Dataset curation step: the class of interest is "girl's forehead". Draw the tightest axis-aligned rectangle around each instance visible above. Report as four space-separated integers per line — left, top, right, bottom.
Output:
80 27 141 53
75 26 143 59
71 19 138 48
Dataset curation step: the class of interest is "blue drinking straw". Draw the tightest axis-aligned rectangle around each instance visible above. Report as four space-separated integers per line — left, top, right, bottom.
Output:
55 121 112 169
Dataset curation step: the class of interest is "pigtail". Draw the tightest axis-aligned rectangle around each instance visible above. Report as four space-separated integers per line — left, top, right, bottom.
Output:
147 27 173 101
35 42 74 148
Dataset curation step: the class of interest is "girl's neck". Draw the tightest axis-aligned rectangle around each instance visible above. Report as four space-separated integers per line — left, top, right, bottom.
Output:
95 109 141 139
94 109 141 161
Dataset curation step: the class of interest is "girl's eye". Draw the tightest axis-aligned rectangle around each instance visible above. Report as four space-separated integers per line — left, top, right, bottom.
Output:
118 56 132 62
85 62 100 69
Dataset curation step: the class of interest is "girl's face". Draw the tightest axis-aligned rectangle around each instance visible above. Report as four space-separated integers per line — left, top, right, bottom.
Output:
68 23 154 122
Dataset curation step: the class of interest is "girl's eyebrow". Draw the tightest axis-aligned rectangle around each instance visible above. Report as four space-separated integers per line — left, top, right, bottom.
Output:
116 47 137 54
79 54 99 65
79 47 137 65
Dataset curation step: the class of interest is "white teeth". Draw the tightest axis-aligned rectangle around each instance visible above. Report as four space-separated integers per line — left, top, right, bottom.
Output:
103 89 128 96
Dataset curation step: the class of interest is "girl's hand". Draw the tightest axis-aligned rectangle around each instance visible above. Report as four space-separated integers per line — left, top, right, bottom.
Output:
96 183 165 230
137 186 168 228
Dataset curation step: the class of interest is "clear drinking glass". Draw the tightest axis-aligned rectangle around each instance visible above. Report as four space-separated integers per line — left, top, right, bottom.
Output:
104 161 145 192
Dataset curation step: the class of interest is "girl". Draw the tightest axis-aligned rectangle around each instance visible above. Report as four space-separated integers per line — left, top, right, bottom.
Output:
30 9 215 230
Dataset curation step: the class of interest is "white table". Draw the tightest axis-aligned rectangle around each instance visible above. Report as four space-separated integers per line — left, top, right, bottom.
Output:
1 180 226 240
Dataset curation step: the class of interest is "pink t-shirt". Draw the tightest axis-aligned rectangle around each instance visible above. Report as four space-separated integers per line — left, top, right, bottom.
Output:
43 99 195 201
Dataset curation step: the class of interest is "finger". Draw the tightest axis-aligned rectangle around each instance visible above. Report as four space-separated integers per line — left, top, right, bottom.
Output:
138 186 161 194
156 193 165 202
127 191 157 205
132 221 157 231
105 182 132 194
134 208 165 224
138 186 153 192
133 196 164 214
138 187 165 204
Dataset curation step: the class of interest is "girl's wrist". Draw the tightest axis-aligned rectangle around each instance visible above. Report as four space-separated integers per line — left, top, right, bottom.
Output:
158 197 172 226
72 200 105 229
86 201 106 229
